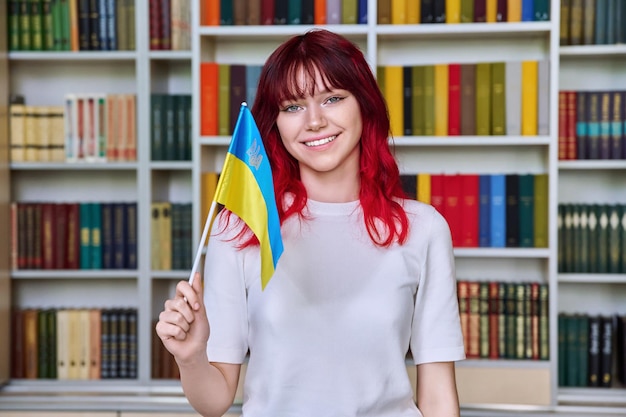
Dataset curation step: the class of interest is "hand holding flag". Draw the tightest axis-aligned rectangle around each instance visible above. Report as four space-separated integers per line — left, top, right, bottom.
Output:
189 103 284 290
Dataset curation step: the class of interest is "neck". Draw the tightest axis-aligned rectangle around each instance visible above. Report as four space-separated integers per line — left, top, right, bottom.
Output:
301 171 360 203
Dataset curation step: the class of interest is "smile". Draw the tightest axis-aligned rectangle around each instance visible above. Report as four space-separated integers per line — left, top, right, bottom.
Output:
304 135 337 147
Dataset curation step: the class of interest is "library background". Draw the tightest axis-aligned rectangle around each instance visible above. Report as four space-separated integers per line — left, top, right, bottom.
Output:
1 0 626 416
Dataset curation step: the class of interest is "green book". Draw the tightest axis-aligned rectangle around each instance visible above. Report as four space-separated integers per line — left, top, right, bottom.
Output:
558 204 565 272
620 204 626 273
565 314 580 386
8 0 21 50
534 0 550 20
515 283 526 359
423 65 435 136
518 174 535 247
558 313 567 386
533 173 548 247
491 62 506 136
505 282 517 359
563 204 574 272
411 66 425 136
479 282 490 358
20 0 31 50
58 0 70 50
90 202 102 269
596 204 609 273
220 0 234 24
577 315 589 387
578 204 590 273
538 284 549 360
218 64 231 136
475 63 492 136
29 0 44 51
571 204 581 272
460 0 474 23
288 0 302 23
41 0 54 50
150 94 165 161
37 309 50 378
608 204 621 273
341 0 358 24
588 204 599 273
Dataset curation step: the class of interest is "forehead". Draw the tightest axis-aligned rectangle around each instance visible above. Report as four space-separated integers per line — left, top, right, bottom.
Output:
282 66 333 99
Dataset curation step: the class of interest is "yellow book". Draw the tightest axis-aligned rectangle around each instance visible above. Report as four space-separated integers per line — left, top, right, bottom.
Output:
417 173 431 204
9 104 26 162
423 65 435 136
56 309 70 380
486 0 497 22
78 308 91 380
434 64 449 136
391 0 407 24
446 0 461 23
384 66 404 137
507 0 521 22
218 64 231 136
67 309 81 379
521 61 538 136
150 202 162 270
406 0 420 23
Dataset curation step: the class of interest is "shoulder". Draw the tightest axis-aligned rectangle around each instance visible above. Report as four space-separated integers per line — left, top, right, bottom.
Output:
400 199 452 237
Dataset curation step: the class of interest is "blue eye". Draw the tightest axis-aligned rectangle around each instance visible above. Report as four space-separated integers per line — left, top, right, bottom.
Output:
282 104 300 112
326 96 343 104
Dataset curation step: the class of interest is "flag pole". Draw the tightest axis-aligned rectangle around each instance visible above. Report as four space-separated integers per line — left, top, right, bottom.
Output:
188 200 218 286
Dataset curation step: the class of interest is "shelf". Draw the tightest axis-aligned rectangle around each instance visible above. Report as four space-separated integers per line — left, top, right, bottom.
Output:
558 160 626 170
151 271 190 280
558 274 626 284
393 136 552 147
11 270 139 280
454 248 551 258
8 51 138 61
559 387 626 407
560 44 626 57
150 161 193 170
458 359 551 369
149 50 192 60
199 24 369 38
10 162 139 171
376 21 553 38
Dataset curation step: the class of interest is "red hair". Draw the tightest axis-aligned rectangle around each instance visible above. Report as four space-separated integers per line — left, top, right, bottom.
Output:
246 29 409 246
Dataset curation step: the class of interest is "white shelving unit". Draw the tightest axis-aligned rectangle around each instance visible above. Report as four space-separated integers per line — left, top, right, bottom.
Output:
2 0 625 415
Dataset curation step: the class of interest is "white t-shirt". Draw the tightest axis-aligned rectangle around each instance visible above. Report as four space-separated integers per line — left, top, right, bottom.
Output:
204 199 466 417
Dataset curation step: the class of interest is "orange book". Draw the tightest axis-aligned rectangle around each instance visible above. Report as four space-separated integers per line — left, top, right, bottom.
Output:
434 64 449 136
204 0 220 25
125 94 137 161
314 0 326 24
507 0 521 22
89 309 102 379
23 309 38 379
68 0 79 51
200 62 219 136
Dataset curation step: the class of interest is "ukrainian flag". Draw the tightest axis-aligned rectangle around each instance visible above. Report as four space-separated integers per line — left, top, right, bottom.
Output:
214 103 284 290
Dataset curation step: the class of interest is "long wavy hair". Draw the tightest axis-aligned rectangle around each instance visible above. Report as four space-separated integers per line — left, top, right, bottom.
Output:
239 29 409 247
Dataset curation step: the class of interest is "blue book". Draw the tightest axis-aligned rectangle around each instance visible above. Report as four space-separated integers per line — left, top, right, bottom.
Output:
521 0 534 21
90 202 102 269
479 175 491 247
595 0 608 44
358 0 368 24
490 174 506 248
245 65 263 107
79 202 92 269
124 202 137 269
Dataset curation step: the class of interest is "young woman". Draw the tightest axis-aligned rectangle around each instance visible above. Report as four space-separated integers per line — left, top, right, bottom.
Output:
156 29 465 417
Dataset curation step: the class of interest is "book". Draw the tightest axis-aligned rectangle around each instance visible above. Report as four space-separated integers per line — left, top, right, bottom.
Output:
521 60 538 136
505 174 520 247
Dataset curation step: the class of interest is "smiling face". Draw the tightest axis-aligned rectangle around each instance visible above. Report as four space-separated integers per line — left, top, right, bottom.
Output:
275 68 363 202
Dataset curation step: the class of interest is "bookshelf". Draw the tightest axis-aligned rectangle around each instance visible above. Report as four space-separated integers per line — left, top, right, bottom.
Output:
2 0 626 416
0 0 10 387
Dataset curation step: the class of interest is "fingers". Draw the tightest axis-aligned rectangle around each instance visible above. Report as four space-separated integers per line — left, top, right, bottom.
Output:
176 278 202 311
155 315 190 341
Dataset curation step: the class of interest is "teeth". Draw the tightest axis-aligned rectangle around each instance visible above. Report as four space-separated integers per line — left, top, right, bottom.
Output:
304 135 336 147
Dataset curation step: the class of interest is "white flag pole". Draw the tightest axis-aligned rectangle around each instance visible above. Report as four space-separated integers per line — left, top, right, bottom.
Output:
188 200 218 286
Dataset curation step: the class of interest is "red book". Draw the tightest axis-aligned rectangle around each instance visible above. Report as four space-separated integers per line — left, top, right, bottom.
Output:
430 174 445 218
443 174 462 247
261 0 275 24
558 91 568 160
66 203 80 269
204 0 220 25
448 63 461 136
566 91 577 160
460 174 479 247
457 280 470 356
149 0 162 50
474 0 487 22
54 203 69 269
489 281 500 359
200 62 219 136
41 203 56 269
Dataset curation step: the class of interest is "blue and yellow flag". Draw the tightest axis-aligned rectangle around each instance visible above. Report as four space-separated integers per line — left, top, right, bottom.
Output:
214 103 284 290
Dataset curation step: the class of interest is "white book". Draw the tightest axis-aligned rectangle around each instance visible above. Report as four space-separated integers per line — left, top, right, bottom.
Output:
537 59 550 136
505 61 522 137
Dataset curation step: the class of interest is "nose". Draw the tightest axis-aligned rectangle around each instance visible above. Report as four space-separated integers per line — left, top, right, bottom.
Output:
305 106 326 131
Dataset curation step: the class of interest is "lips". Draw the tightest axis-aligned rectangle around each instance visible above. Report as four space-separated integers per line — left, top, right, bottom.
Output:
304 135 337 147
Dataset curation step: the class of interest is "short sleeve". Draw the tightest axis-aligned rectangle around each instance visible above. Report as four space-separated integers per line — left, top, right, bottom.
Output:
203 212 250 364
410 207 466 364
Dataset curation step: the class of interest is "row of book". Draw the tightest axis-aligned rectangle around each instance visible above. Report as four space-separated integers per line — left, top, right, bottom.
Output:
202 0 368 26
10 307 138 380
379 0 550 24
8 0 136 52
10 201 137 271
558 312 626 388
558 203 626 274
199 62 263 136
457 280 549 361
151 320 179 379
150 202 193 271
149 0 191 50
558 90 626 161
380 61 549 137
151 94 192 161
9 94 137 163
401 173 548 249
560 0 626 46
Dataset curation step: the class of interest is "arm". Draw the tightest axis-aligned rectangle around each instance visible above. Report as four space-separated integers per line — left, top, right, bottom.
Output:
415 361 461 417
156 275 241 417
